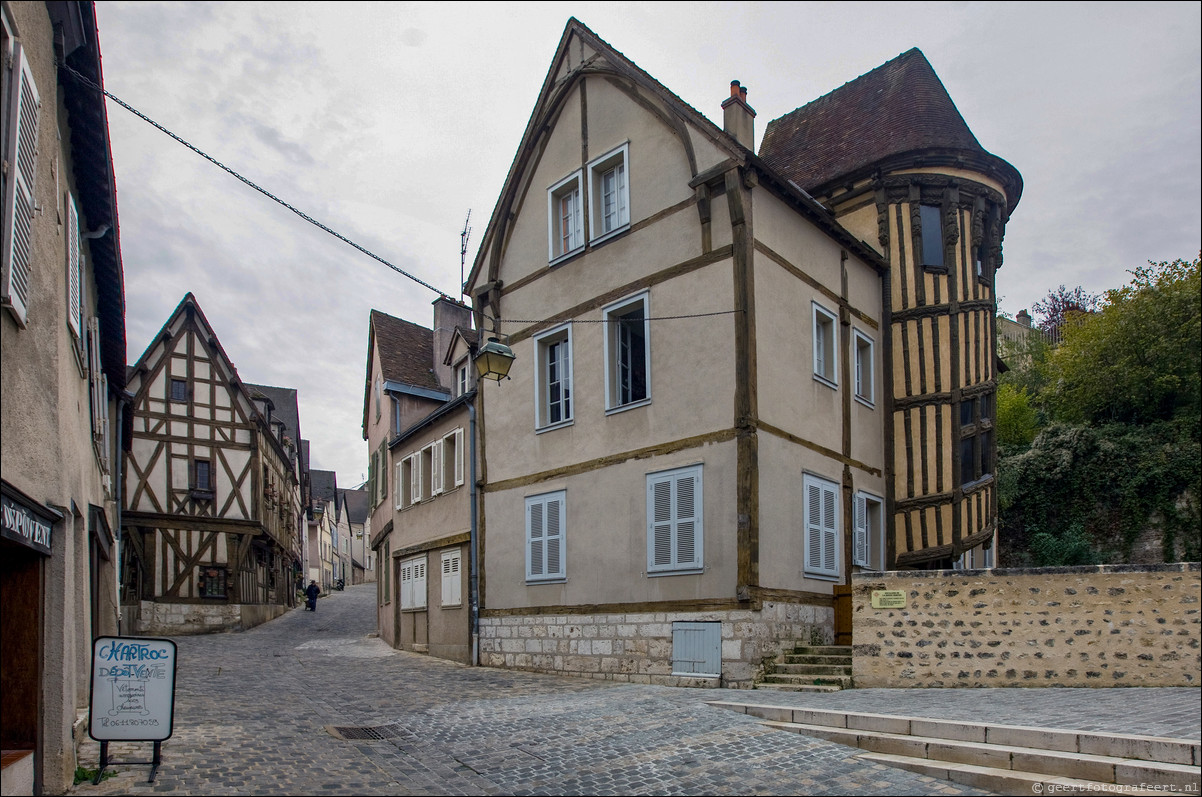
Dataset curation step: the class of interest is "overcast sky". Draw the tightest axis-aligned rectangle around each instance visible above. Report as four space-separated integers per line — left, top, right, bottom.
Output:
93 1 1201 487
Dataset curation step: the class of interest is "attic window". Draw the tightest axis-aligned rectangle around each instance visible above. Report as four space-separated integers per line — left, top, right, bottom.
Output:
170 379 188 402
548 171 584 263
588 143 630 243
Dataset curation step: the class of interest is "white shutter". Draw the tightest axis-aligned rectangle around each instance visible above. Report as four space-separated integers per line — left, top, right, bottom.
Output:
431 442 443 495
527 499 545 578
545 496 562 578
2 43 40 326
526 492 565 581
66 192 82 337
853 493 868 567
647 466 702 572
675 470 699 568
414 557 426 608
650 478 673 568
394 461 404 510
410 454 421 502
453 428 465 487
804 474 840 578
400 560 412 608
441 549 461 606
88 317 105 437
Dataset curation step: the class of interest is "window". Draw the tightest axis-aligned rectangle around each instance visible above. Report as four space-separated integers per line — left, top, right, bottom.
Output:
194 459 213 492
399 555 427 609
671 621 721 677
1 32 39 327
852 491 884 571
853 329 874 406
548 171 583 262
812 302 837 386
442 429 464 490
604 293 650 411
534 325 573 430
919 204 944 269
525 490 565 582
199 567 227 599
588 143 630 241
374 375 383 421
960 394 994 486
408 452 423 504
441 548 462 606
170 378 187 402
803 473 840 579
455 362 469 397
647 465 703 574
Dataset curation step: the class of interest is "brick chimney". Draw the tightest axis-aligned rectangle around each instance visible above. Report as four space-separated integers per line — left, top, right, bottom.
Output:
721 80 756 150
432 296 473 392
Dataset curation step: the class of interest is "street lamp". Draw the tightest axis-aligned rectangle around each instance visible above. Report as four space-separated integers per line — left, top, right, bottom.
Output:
475 337 515 381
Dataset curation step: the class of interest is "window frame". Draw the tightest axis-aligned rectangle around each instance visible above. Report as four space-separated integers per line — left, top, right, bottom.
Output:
919 203 945 270
442 428 464 490
646 464 704 575
533 324 573 432
199 566 227 599
169 378 188 403
852 490 885 571
852 328 875 407
603 291 651 413
812 301 838 388
547 170 584 264
587 142 630 244
802 472 840 580
525 490 566 583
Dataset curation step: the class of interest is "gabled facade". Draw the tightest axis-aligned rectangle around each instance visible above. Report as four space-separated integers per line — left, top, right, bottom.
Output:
308 468 337 590
366 297 478 663
122 294 302 635
341 486 372 584
464 20 1018 686
1 3 127 792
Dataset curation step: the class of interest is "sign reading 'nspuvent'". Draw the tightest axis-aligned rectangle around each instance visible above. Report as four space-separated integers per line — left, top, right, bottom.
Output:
89 637 177 742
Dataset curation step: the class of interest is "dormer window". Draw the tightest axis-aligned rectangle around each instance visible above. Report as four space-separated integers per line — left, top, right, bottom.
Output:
588 143 630 243
548 171 583 263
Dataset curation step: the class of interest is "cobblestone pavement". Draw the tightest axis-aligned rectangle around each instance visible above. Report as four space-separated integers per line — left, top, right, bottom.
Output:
69 585 1196 796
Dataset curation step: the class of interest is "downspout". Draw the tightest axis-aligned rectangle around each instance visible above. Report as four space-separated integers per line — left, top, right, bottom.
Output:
467 395 480 666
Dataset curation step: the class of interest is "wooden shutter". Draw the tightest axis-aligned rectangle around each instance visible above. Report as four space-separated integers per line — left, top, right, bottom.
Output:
377 442 388 501
441 549 461 606
431 442 443 495
453 428 465 487
2 43 39 326
400 559 412 608
410 454 421 503
66 192 82 338
413 557 426 609
804 475 839 578
650 478 673 568
394 461 403 510
853 493 868 567
367 452 377 509
526 492 564 580
648 466 702 572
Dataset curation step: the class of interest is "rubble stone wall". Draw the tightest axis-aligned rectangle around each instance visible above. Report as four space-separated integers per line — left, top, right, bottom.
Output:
852 563 1200 687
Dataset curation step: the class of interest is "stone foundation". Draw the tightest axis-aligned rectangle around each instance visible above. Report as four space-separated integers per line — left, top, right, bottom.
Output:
853 563 1201 688
134 600 288 635
478 601 833 688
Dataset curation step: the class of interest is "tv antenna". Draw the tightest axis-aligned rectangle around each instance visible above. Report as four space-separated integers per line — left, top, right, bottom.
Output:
460 210 472 297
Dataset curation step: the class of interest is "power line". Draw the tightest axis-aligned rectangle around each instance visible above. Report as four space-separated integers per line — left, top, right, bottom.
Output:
62 64 453 300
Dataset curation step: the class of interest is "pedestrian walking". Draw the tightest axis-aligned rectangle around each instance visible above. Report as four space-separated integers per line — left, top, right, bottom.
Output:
305 579 320 612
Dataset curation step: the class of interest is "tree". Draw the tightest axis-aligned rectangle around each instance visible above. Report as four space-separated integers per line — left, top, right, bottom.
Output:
1032 284 1099 339
1046 256 1200 425
995 383 1039 451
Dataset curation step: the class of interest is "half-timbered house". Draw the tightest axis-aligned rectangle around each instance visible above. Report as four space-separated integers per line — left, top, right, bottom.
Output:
464 20 1019 685
122 294 302 634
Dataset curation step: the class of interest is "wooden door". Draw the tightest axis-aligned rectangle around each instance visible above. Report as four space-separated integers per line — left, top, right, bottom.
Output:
833 583 853 646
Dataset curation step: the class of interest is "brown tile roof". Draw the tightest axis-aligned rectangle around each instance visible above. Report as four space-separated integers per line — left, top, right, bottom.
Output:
370 310 443 392
759 48 985 194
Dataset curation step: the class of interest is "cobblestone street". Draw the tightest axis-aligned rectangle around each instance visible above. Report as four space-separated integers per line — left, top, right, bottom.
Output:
69 584 1197 796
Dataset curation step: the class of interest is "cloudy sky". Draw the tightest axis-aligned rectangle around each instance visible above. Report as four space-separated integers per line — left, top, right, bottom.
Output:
93 1 1201 487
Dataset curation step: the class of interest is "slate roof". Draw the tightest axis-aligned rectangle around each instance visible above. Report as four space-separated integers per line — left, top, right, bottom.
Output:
760 48 988 195
371 310 444 392
310 469 337 504
341 488 369 525
244 383 301 448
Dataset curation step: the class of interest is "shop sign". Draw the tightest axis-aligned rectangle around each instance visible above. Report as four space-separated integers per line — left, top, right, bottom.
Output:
1 488 55 556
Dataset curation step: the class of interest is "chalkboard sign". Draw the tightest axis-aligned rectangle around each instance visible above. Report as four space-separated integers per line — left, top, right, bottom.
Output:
88 636 177 742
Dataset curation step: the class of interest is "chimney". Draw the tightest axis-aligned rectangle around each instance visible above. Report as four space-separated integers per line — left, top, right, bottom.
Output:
432 295 472 393
721 80 756 150
1017 309 1032 327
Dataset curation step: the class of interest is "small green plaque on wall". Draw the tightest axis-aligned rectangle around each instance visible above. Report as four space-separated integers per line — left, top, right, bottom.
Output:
871 590 907 609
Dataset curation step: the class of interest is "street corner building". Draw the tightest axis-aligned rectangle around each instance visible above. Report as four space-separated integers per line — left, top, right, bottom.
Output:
121 293 305 635
2 2 127 793
461 20 1021 687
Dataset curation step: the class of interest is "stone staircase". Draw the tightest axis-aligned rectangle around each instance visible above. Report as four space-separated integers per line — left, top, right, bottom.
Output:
709 701 1201 795
757 644 853 692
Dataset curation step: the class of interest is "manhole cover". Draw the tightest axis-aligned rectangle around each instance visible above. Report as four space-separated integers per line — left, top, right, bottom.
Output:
326 723 402 740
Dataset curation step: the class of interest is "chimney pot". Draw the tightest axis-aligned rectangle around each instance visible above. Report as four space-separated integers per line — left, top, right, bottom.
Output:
730 80 741 99
722 79 756 150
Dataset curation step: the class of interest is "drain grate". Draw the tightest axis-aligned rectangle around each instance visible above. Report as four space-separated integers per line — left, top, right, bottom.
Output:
325 723 402 741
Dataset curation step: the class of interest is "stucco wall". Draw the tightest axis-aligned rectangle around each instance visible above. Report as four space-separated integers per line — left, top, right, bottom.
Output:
852 563 1201 687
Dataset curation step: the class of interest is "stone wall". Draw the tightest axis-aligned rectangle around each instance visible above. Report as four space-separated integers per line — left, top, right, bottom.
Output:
852 563 1200 688
134 601 288 635
478 601 833 688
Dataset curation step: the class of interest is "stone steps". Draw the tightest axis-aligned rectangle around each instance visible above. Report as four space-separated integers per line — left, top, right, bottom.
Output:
760 644 853 691
708 701 1201 795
